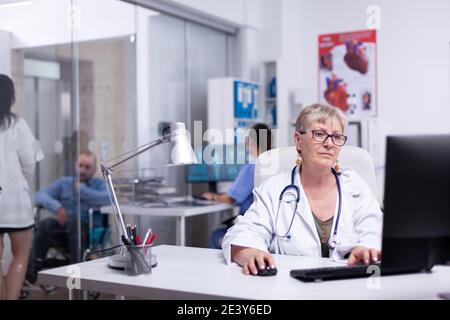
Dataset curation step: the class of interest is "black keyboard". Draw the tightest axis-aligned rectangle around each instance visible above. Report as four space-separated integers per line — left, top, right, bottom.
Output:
290 263 382 282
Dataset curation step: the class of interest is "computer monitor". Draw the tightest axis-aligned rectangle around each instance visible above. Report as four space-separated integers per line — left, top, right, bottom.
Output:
382 135 450 273
186 144 246 183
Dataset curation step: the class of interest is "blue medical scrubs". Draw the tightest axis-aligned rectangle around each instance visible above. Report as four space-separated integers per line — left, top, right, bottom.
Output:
228 164 255 214
209 163 255 249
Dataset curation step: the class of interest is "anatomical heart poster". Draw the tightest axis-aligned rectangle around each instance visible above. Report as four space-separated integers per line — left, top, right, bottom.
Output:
319 30 377 118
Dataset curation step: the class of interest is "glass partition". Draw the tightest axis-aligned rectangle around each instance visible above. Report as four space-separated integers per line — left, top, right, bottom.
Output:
6 0 137 275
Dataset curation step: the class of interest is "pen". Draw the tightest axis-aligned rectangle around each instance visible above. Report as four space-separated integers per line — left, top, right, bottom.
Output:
136 235 142 245
131 225 137 245
121 235 132 246
147 233 157 245
143 228 152 246
127 225 134 245
126 224 132 239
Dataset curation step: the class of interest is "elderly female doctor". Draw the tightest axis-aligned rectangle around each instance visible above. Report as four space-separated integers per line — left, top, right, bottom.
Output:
222 103 382 275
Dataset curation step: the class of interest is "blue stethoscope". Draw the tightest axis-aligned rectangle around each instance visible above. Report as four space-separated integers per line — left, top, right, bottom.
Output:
271 165 343 250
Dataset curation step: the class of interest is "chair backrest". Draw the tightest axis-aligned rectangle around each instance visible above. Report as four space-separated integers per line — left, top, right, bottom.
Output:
254 146 379 201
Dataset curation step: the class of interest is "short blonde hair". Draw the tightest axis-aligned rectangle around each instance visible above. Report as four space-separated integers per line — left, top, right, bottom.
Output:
295 103 348 133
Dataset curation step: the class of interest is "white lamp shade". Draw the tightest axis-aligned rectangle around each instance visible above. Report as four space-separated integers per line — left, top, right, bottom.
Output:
167 122 198 166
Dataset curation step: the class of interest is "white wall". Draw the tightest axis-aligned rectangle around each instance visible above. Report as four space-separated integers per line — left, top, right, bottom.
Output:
167 0 265 80
170 0 262 28
0 30 11 75
294 0 450 134
277 0 450 200
277 0 302 148
257 0 281 63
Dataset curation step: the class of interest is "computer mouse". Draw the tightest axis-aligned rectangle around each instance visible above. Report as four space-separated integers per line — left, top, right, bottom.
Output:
257 264 278 276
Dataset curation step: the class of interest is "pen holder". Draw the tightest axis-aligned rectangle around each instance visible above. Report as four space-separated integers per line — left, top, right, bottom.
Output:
123 244 153 276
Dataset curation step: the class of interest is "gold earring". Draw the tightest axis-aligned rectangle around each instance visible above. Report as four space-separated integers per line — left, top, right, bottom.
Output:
334 160 340 172
296 153 302 166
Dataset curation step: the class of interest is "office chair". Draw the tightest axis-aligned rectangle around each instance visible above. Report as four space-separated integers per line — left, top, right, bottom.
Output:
254 145 379 203
210 146 379 249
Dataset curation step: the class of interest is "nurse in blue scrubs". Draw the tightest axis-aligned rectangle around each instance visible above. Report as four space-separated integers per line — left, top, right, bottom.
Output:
202 123 272 249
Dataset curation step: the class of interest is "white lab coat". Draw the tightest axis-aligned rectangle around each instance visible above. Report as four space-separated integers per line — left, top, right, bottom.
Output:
222 166 383 263
0 117 44 228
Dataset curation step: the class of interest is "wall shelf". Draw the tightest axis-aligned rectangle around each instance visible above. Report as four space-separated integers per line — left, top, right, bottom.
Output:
260 61 278 129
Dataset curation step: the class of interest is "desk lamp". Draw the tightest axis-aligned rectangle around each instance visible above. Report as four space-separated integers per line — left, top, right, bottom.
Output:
100 122 197 271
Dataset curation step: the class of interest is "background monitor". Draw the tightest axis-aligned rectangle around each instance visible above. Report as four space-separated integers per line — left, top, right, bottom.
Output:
186 144 246 183
382 135 450 273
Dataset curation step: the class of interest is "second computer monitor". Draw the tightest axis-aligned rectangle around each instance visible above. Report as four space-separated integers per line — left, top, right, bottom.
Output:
186 144 246 183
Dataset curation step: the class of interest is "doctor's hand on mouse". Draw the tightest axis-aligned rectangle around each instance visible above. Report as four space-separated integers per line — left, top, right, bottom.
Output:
231 245 277 276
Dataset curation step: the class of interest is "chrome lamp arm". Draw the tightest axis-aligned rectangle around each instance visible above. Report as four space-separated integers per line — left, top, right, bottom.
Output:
100 135 170 242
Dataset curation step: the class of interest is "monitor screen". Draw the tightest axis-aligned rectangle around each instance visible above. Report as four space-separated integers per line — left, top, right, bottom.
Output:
383 135 450 238
186 144 247 183
381 134 450 272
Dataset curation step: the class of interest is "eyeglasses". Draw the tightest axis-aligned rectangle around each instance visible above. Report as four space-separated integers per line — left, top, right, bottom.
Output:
299 129 347 147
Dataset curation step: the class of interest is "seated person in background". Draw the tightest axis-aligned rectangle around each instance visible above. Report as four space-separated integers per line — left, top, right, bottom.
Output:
202 123 272 249
25 151 110 285
222 104 382 275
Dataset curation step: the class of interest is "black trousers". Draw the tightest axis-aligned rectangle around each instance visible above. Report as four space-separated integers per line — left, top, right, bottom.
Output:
26 218 89 283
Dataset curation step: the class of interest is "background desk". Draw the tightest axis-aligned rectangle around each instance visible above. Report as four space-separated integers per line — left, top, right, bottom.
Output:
101 203 236 246
38 245 450 300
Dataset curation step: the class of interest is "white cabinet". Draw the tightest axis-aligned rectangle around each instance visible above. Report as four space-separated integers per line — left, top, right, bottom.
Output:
207 77 261 143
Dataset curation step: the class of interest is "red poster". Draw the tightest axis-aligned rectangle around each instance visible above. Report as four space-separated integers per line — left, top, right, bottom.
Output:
319 30 377 117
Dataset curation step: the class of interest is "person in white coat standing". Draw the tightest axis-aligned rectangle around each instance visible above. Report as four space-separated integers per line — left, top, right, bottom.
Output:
0 74 43 299
222 103 382 276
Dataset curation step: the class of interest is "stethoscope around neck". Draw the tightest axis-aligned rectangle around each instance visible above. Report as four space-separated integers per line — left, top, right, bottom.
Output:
270 165 343 250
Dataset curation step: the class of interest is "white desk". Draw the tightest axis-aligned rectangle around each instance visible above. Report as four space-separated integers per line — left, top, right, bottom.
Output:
38 245 450 300
101 202 236 246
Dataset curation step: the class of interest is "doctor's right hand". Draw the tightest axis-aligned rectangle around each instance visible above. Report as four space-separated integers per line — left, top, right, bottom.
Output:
347 246 381 266
231 245 276 276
